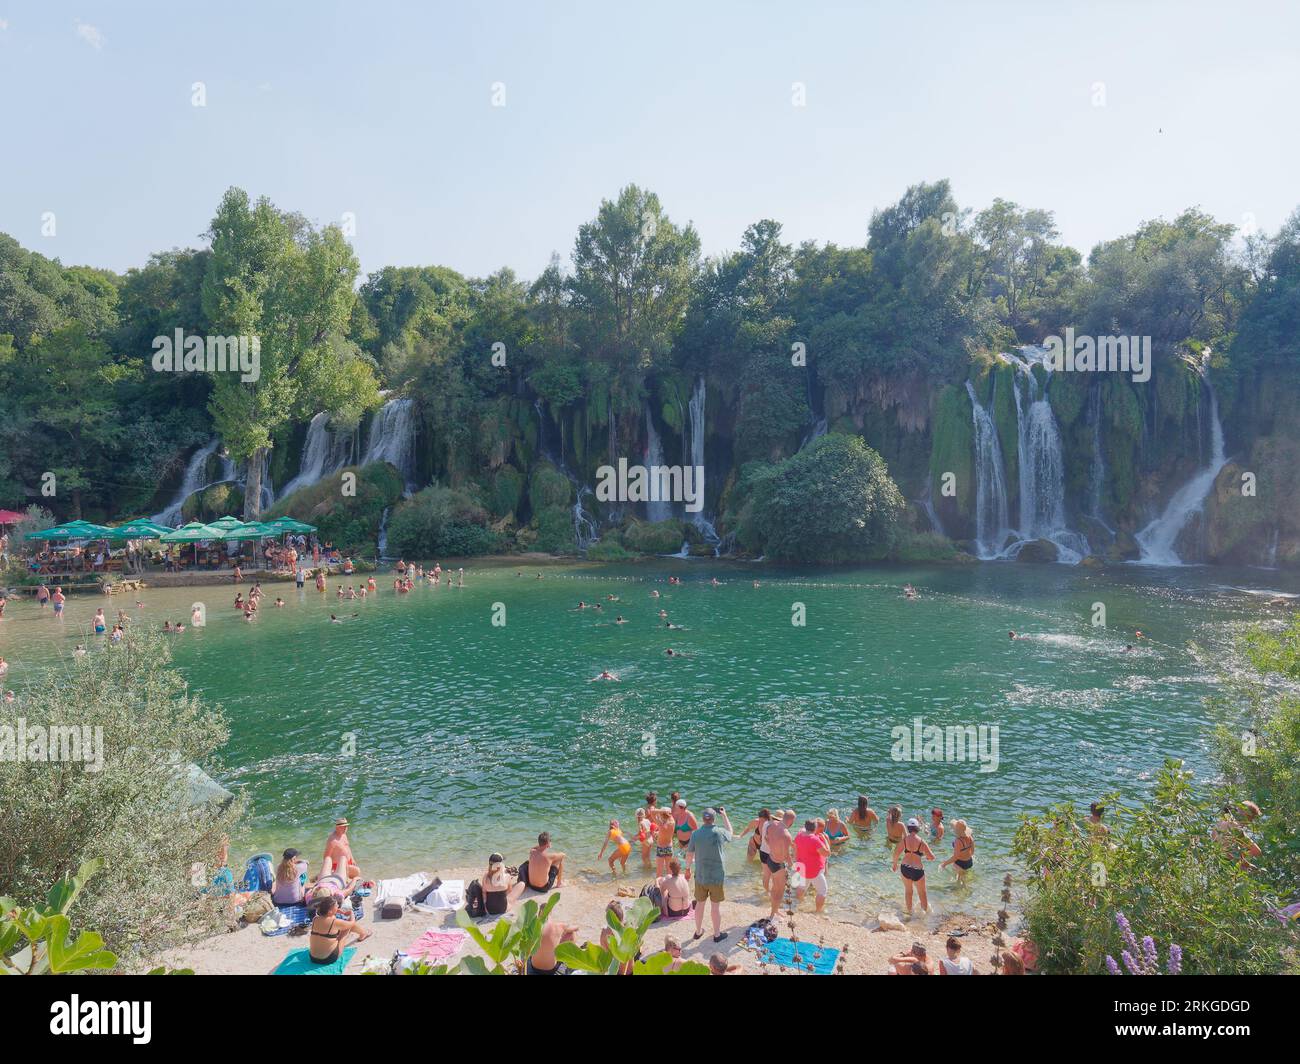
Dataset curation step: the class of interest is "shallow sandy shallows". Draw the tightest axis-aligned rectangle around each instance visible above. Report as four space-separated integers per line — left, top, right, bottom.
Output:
164 865 1000 975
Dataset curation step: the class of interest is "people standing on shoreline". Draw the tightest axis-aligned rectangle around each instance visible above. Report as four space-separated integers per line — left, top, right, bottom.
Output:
794 818 831 913
766 810 795 918
892 817 935 915
941 819 975 882
597 818 633 875
689 806 732 943
654 809 675 875
673 798 698 872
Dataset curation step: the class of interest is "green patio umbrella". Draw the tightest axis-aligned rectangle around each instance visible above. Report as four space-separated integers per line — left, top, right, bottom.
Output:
207 515 248 531
24 520 113 541
104 519 174 540
219 521 276 541
159 522 222 542
264 516 317 533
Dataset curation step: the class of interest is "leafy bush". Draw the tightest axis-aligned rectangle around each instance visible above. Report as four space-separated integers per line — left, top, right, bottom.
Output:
533 505 576 553
267 462 404 554
890 529 959 563
586 540 635 561
1212 613 1300 897
0 632 244 968
528 462 572 511
750 434 905 563
622 518 684 555
1011 760 1291 974
1 859 118 975
386 484 499 559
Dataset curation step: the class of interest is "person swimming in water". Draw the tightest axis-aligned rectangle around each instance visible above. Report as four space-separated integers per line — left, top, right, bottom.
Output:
590 670 619 681
614 615 627 624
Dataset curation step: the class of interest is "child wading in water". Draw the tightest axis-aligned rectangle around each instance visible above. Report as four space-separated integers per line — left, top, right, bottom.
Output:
598 819 633 875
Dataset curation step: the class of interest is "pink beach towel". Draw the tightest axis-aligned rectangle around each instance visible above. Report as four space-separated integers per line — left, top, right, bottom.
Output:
406 928 468 963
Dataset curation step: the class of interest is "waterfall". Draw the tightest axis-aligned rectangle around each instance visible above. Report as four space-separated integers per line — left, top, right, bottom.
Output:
151 438 222 526
376 506 391 559
573 486 598 549
1086 385 1113 533
800 417 828 449
965 381 1011 558
686 376 722 550
644 405 672 522
279 412 355 499
363 397 418 493
536 398 600 548
918 474 946 537
1135 362 1227 565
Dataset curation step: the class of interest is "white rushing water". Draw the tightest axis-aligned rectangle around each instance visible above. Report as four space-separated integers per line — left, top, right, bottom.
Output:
965 381 1011 557
279 412 355 499
686 376 722 550
643 405 673 522
362 397 418 493
151 438 224 526
1135 362 1227 565
966 349 1089 563
535 398 600 548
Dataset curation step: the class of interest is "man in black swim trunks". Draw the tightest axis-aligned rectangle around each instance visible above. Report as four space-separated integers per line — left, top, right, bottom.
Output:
519 832 565 892
527 917 577 974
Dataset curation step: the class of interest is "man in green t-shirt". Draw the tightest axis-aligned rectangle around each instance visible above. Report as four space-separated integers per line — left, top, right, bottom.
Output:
688 806 733 943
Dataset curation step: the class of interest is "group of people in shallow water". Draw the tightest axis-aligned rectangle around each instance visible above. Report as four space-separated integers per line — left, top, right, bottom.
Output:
621 793 978 918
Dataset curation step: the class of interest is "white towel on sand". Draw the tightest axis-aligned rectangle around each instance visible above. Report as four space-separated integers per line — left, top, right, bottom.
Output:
375 872 430 906
411 879 464 912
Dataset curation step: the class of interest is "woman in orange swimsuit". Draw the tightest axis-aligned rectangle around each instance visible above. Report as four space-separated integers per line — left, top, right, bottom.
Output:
598 818 633 874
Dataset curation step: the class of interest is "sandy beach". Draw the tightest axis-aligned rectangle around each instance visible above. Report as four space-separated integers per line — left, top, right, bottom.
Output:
161 864 1003 975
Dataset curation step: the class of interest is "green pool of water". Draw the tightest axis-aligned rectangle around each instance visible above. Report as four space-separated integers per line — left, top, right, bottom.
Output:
4 559 1293 925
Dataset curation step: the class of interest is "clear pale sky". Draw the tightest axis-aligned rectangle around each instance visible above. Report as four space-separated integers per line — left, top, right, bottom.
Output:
1 1 1296 280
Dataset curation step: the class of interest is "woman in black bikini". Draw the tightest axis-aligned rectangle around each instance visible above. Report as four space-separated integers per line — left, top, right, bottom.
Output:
891 817 936 915
308 896 371 965
941 819 975 883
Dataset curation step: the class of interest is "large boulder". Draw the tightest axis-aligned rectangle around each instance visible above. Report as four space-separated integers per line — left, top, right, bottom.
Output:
1015 538 1059 563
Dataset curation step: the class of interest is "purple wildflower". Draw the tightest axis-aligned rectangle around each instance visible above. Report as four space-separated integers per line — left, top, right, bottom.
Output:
1141 936 1158 972
1168 945 1182 975
1105 954 1121 975
1121 949 1141 975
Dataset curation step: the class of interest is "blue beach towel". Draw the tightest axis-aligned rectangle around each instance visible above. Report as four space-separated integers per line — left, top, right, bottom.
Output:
272 946 356 975
754 937 840 975
264 904 312 937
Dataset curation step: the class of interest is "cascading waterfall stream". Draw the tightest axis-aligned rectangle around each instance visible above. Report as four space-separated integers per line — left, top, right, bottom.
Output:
279 411 355 499
151 438 223 526
535 398 599 548
363 397 418 494
643 405 673 523
965 381 1011 558
1135 360 1227 565
686 376 722 550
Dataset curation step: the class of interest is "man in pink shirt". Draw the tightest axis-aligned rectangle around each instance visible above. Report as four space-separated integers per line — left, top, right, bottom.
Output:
793 819 831 913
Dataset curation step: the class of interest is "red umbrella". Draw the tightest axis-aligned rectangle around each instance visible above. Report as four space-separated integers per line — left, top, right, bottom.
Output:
0 509 24 524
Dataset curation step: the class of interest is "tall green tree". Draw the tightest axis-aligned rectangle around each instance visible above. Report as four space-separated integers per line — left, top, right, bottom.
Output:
201 188 381 517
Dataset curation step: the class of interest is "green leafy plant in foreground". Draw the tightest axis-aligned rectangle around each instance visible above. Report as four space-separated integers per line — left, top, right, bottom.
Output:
555 897 709 975
0 858 118 975
453 893 561 974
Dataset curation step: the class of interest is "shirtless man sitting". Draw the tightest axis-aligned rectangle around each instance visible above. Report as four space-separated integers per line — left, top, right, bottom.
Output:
322 817 360 879
519 832 566 893
766 810 795 918
527 917 578 974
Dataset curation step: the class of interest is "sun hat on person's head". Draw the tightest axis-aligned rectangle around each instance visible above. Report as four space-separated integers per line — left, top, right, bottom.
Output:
334 817 349 828
906 817 920 830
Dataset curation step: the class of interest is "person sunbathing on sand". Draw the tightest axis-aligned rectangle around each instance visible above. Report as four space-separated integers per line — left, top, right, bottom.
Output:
527 918 577 975
709 952 740 974
888 942 937 975
656 858 692 918
308 895 371 965
519 832 565 892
